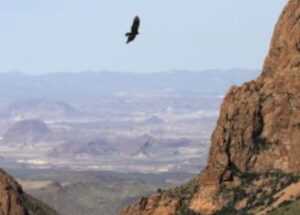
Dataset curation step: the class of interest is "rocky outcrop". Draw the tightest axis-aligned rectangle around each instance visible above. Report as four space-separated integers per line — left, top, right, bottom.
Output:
0 169 58 215
0 169 28 215
120 1 300 214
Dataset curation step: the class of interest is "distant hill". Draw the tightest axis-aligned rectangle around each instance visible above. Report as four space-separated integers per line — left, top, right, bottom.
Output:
48 138 117 158
3 119 51 144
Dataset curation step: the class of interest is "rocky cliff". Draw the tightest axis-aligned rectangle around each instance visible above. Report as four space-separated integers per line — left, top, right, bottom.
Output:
0 169 58 215
120 1 300 214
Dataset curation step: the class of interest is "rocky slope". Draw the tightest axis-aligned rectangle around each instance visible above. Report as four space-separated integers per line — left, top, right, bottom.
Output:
0 169 58 215
120 1 300 214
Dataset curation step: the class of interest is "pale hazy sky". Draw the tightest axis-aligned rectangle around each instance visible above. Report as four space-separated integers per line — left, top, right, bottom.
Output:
0 0 286 73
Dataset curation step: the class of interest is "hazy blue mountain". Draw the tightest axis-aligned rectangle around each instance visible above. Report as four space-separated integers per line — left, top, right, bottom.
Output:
0 70 259 103
3 119 51 144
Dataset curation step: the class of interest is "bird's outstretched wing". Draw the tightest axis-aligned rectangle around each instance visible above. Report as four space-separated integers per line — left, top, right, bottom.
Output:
131 16 140 34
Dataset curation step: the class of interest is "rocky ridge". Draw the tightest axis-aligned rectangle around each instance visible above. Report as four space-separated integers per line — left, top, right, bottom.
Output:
120 1 300 214
0 169 58 215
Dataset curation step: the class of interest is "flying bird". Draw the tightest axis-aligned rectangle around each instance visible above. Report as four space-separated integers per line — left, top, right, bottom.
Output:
126 16 140 44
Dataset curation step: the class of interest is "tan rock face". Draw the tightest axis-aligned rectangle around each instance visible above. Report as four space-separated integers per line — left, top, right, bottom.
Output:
0 169 58 215
0 169 28 215
200 0 300 184
120 1 300 214
120 194 179 215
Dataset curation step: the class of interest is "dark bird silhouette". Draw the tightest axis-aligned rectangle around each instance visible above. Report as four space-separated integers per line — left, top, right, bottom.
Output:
126 16 140 44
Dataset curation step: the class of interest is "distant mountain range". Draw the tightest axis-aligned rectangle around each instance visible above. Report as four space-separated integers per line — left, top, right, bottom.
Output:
0 70 259 102
48 138 117 158
1 99 80 119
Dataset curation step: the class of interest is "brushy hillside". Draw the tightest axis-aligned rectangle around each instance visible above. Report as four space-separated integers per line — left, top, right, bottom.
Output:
268 199 300 215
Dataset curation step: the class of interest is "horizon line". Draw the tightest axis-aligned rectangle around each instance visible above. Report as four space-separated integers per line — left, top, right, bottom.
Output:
0 68 260 76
